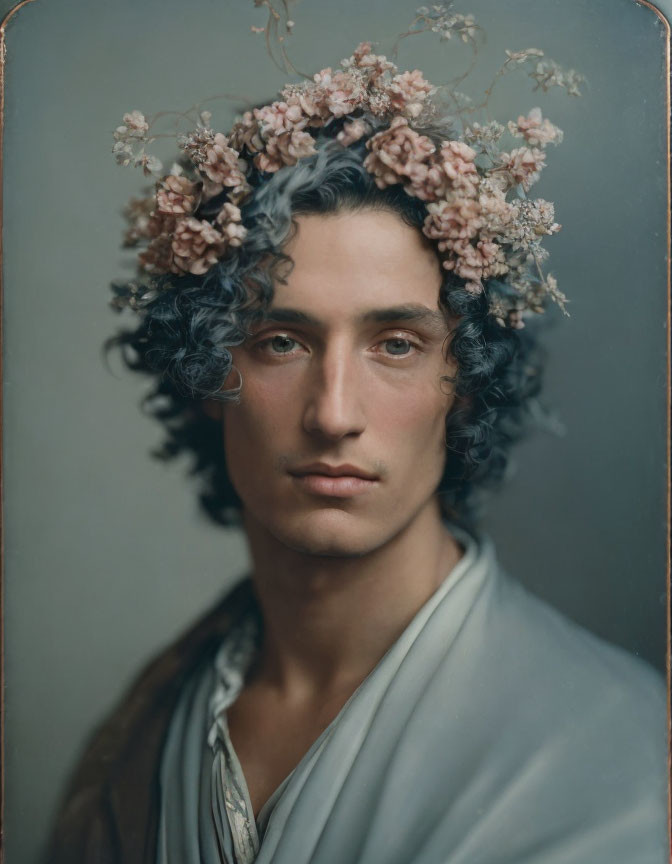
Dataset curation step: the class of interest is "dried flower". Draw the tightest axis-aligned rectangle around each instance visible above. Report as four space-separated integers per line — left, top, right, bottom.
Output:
462 120 506 149
387 69 435 120
112 35 578 326
201 133 251 202
215 202 247 246
341 40 398 85
139 234 174 274
507 107 563 148
495 146 546 192
228 111 265 154
504 198 561 250
416 4 480 47
531 59 585 96
281 84 332 128
423 196 482 246
400 158 448 202
255 100 308 136
133 153 163 177
312 68 368 118
478 189 516 237
505 48 544 65
336 118 372 147
363 116 435 189
122 196 155 246
255 128 318 172
171 217 228 275
114 110 149 141
437 140 480 197
112 140 134 167
156 175 198 215
445 236 509 283
178 125 216 164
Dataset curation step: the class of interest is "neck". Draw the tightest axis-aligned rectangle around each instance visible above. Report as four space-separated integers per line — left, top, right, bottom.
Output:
241 499 465 701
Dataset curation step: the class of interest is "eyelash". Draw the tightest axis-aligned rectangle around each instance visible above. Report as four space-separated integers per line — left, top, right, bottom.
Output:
253 332 423 360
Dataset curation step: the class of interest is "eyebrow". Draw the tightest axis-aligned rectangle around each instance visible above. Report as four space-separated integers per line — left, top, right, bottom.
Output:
256 304 447 335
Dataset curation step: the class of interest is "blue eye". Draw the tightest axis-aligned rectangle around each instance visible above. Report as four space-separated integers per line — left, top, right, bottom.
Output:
266 335 298 354
383 338 413 356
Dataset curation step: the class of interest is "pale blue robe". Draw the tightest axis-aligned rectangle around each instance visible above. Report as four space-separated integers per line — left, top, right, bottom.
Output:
156 523 669 864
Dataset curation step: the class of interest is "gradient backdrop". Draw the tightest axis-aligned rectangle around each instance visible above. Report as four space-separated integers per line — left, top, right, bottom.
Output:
2 0 669 861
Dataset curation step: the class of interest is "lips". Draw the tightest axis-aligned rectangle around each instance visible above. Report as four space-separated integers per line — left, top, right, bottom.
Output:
289 462 379 480
288 463 380 498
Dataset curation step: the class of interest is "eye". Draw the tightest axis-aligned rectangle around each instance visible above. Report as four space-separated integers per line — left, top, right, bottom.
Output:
377 336 421 358
255 333 302 356
383 337 412 356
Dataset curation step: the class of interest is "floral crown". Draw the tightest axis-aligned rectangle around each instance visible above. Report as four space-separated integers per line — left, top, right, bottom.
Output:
112 9 583 330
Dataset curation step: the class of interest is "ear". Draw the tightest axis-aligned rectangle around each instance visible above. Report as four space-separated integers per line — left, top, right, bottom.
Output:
201 398 223 422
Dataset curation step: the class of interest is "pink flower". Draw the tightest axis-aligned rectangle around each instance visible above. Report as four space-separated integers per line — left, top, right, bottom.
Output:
199 133 250 199
114 110 149 141
254 100 308 137
312 68 367 118
138 230 175 274
353 41 374 65
363 116 435 189
402 159 449 201
387 69 434 119
124 110 149 134
155 175 198 215
146 211 177 239
438 140 480 196
346 41 398 83
423 197 482 244
336 118 371 147
442 237 509 283
122 196 155 246
497 146 546 192
254 129 317 172
228 111 265 154
502 198 561 250
282 84 332 128
478 189 516 236
367 90 393 117
508 107 563 148
215 202 247 247
171 217 227 275
133 153 163 177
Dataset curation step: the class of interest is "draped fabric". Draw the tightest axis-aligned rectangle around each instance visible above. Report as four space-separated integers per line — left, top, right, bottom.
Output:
154 523 669 864
156 600 297 864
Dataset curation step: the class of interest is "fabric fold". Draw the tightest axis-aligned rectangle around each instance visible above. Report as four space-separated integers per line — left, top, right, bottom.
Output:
156 522 668 864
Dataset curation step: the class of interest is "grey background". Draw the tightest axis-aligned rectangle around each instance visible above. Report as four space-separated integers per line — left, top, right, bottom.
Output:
1 0 669 861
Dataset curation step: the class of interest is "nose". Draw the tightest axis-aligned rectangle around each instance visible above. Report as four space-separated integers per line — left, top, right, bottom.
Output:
302 340 367 441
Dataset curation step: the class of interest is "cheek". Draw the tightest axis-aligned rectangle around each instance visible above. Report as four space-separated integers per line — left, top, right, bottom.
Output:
221 358 299 463
373 373 452 454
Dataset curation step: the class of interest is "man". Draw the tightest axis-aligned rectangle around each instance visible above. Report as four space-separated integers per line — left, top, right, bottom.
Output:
47 204 668 864
47 41 668 860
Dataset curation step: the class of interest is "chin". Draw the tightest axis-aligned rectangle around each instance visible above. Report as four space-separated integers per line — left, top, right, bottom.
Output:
268 508 386 559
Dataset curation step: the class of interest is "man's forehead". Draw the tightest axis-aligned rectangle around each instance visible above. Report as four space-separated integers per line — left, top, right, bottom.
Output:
255 303 448 336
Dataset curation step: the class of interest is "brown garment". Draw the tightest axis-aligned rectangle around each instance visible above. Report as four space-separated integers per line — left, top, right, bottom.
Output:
44 578 256 864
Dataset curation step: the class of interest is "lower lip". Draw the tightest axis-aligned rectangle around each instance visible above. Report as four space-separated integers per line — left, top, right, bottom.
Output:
291 473 379 497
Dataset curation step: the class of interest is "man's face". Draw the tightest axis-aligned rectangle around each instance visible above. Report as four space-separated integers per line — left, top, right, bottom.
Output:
210 209 458 557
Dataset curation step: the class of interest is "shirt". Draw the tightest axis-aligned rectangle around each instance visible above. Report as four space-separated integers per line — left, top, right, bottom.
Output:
206 607 293 863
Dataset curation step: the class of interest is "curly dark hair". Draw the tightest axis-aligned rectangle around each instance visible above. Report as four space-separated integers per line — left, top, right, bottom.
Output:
104 114 554 534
